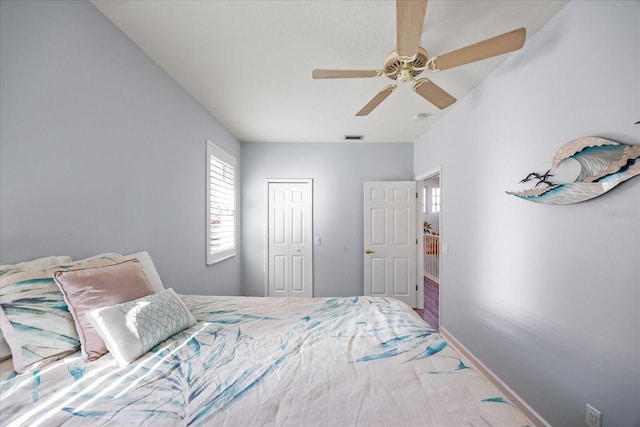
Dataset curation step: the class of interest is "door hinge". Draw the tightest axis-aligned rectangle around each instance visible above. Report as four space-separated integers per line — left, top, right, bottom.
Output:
416 238 418 245
416 192 419 199
416 285 418 291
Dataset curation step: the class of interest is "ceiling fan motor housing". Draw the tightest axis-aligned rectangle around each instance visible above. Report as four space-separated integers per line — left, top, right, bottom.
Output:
384 47 428 81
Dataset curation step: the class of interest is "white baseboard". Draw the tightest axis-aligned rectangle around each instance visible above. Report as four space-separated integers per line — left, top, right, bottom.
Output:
439 327 550 427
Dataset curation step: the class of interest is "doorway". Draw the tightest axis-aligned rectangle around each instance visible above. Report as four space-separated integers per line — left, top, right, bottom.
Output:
416 170 440 331
266 179 313 297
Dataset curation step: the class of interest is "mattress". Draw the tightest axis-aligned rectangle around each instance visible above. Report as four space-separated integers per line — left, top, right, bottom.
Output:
0 295 531 426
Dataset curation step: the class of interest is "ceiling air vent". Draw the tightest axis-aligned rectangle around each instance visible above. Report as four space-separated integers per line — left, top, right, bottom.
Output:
344 135 364 141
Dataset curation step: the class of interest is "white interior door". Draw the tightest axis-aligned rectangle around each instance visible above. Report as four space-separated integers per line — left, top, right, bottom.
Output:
268 180 313 297
364 181 416 307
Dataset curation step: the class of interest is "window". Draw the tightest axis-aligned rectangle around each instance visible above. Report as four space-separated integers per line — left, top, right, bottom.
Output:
422 187 427 213
206 140 236 265
431 187 441 213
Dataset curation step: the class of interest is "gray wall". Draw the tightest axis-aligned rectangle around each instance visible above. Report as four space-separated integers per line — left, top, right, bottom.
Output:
414 1 639 426
0 0 242 295
241 142 413 297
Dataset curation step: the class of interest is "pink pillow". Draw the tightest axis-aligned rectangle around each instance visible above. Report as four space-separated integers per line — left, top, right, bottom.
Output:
53 259 154 361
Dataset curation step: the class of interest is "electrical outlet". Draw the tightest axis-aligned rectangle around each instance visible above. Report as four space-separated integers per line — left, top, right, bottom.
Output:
586 404 602 427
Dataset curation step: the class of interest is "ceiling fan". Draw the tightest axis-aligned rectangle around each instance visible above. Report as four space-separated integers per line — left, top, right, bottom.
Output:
312 0 526 116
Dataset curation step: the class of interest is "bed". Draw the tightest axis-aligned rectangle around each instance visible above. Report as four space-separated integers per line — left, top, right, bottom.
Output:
1 253 532 426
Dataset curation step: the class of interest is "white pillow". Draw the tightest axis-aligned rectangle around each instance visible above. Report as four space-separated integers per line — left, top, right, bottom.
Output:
123 251 165 293
86 288 195 366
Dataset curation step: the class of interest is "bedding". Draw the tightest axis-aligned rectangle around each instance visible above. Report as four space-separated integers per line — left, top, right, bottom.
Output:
0 294 532 426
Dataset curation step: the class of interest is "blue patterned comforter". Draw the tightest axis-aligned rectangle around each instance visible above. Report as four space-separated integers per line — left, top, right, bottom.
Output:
1 295 530 426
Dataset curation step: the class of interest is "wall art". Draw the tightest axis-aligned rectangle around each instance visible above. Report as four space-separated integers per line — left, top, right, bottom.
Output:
506 136 640 204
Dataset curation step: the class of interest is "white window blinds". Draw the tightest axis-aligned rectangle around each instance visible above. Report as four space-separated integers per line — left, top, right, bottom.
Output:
206 141 236 265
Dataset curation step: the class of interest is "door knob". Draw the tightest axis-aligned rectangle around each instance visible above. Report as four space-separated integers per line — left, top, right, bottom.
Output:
365 249 375 254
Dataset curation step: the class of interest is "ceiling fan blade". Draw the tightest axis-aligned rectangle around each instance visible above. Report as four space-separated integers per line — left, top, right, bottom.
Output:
412 79 456 109
312 69 383 79
429 27 526 71
396 0 428 59
356 85 396 116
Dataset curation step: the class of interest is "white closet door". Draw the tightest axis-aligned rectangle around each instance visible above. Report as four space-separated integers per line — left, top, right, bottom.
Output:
268 181 313 297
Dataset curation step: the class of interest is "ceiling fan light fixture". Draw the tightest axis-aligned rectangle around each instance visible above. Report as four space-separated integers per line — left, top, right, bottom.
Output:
397 68 414 83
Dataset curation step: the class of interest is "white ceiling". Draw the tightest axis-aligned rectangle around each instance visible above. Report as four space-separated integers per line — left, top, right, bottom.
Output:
91 0 568 144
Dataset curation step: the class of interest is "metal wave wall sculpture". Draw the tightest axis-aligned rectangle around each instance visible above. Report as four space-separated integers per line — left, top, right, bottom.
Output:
506 136 640 204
